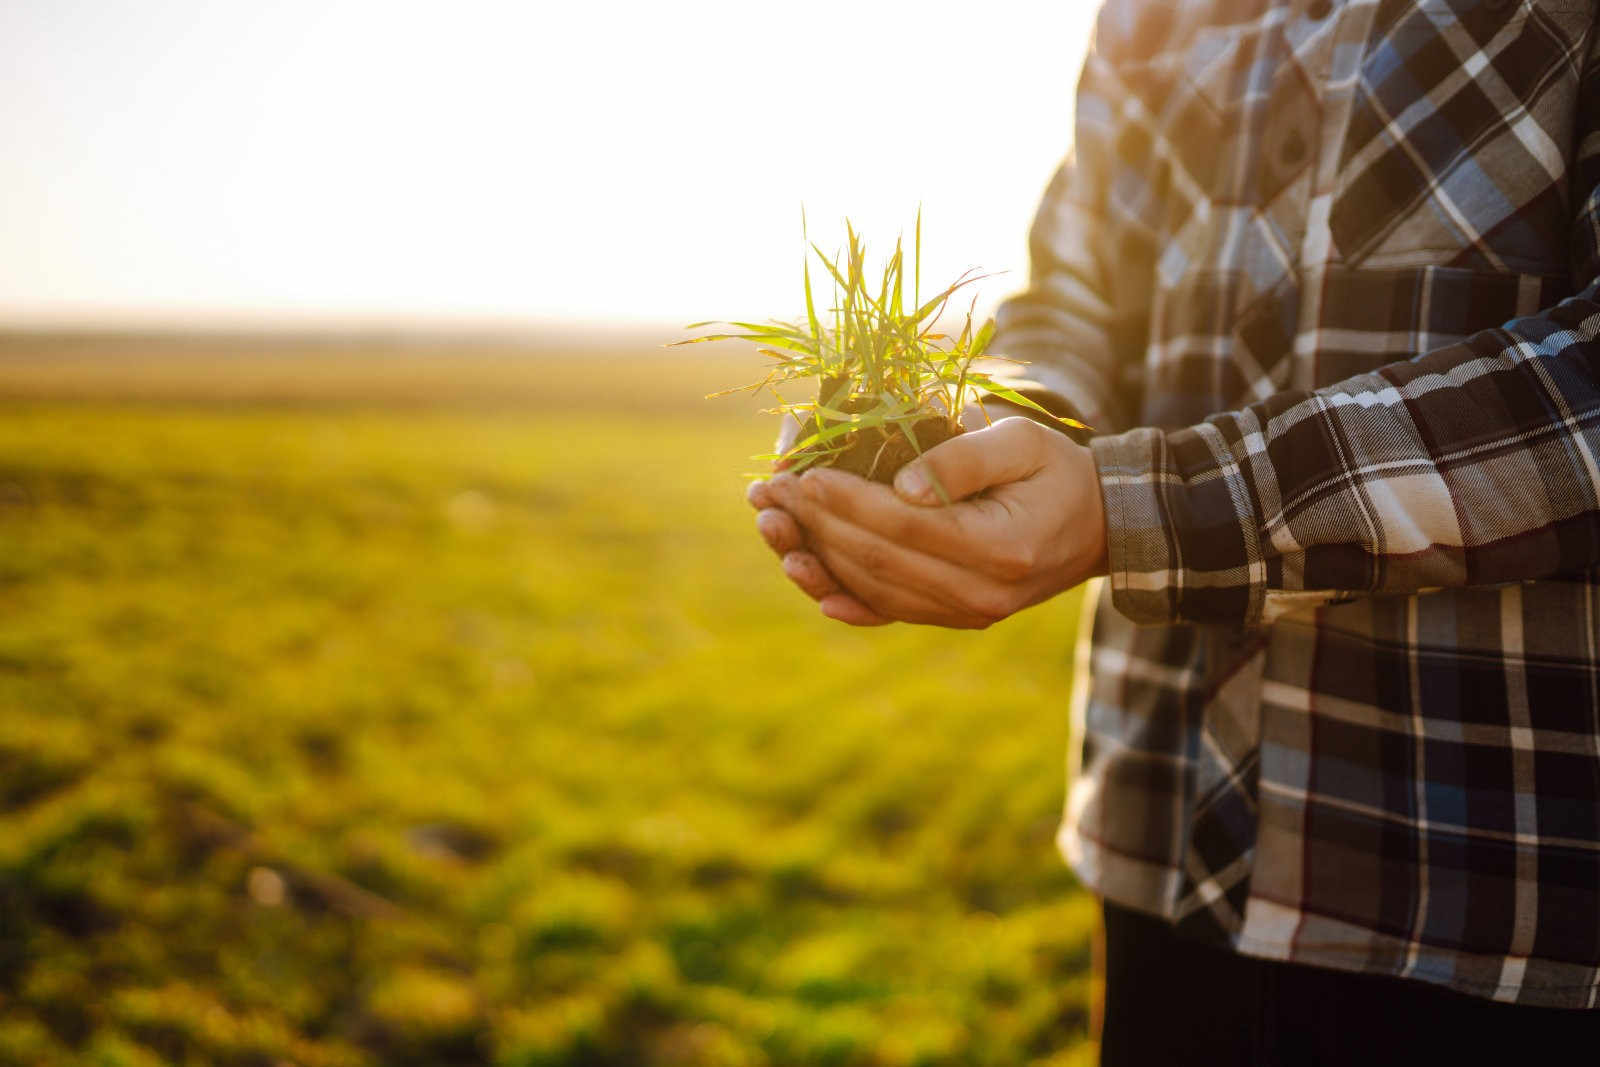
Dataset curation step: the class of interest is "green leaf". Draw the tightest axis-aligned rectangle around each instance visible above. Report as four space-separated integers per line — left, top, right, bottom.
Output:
689 211 1030 449
692 333 818 355
810 243 852 297
705 366 779 398
914 204 923 315
813 404 873 423
968 378 1091 429
726 320 809 338
970 318 995 358
788 417 865 453
890 236 904 318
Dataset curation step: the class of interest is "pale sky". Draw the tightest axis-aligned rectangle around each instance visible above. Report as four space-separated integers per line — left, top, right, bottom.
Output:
0 1 1097 329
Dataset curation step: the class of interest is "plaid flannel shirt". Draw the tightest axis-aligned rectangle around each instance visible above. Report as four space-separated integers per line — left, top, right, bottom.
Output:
991 0 1600 1007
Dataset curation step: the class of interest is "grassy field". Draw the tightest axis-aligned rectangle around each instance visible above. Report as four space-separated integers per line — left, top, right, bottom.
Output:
0 335 1095 1066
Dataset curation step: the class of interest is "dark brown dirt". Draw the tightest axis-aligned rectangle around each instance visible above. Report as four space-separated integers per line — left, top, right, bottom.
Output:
798 409 961 484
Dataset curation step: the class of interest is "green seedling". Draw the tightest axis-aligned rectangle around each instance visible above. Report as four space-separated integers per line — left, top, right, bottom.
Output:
675 209 1087 492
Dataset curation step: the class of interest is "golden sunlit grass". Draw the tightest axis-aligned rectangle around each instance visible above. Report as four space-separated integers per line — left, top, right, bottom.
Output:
0 342 1096 1066
0 330 745 413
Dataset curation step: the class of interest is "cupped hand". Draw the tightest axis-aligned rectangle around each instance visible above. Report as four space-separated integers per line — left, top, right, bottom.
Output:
749 415 1109 628
747 404 1006 626
747 412 893 625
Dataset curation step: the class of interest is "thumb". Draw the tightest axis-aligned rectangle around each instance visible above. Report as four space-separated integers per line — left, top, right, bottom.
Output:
892 416 1048 506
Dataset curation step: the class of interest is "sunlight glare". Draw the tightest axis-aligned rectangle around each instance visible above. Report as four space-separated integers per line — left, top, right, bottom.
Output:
0 1 1099 327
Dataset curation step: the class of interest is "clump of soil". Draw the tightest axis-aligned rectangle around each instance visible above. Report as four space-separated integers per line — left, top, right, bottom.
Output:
795 385 961 484
811 415 960 484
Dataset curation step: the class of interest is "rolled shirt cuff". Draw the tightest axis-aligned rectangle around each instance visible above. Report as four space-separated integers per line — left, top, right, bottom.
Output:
1089 423 1269 627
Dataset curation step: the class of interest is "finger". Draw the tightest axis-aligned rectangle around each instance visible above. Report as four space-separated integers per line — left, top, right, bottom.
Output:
770 475 1010 623
784 468 1028 582
755 507 803 557
779 550 856 608
818 593 893 627
797 503 1013 627
762 470 802 505
779 543 892 627
810 538 996 629
747 478 776 509
892 416 1048 506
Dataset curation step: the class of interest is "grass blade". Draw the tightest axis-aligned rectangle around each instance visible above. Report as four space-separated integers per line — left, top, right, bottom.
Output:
968 376 1091 429
686 211 1050 481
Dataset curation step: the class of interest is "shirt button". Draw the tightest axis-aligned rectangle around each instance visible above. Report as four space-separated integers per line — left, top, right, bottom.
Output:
1307 0 1332 18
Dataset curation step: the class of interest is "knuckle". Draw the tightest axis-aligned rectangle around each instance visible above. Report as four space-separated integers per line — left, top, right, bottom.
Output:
804 576 835 601
772 512 801 546
800 572 833 600
887 510 920 543
991 544 1036 581
1007 416 1047 452
767 472 798 499
809 562 842 595
783 554 827 597
855 540 892 575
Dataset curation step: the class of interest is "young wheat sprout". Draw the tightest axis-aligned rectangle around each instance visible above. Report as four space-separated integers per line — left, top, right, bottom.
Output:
675 210 1086 482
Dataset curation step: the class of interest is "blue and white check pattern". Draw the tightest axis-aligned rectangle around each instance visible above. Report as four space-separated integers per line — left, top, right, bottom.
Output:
993 0 1600 1007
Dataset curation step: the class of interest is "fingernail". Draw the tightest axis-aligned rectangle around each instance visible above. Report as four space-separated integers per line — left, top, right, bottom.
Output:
894 466 928 502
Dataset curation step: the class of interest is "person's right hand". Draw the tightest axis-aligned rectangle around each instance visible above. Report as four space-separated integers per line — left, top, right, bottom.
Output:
746 413 895 625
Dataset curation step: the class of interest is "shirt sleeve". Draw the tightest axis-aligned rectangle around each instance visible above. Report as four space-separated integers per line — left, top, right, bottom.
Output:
1092 10 1600 628
1095 170 1600 626
986 21 1153 437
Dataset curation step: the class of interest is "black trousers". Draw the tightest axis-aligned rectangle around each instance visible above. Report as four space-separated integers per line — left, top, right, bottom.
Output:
1100 901 1599 1066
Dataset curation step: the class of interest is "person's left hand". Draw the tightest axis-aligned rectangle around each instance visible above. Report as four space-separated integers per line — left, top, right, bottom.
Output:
747 416 1109 628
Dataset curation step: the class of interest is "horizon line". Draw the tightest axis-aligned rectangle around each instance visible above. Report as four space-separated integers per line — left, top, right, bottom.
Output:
0 310 700 343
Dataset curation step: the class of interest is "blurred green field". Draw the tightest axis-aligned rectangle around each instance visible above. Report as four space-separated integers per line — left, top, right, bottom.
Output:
0 338 1095 1066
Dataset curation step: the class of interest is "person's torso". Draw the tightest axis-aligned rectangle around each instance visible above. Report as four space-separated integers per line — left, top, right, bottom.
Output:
1067 0 1600 1007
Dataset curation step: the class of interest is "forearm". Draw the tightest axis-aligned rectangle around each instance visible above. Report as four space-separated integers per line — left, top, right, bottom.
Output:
1097 271 1600 627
